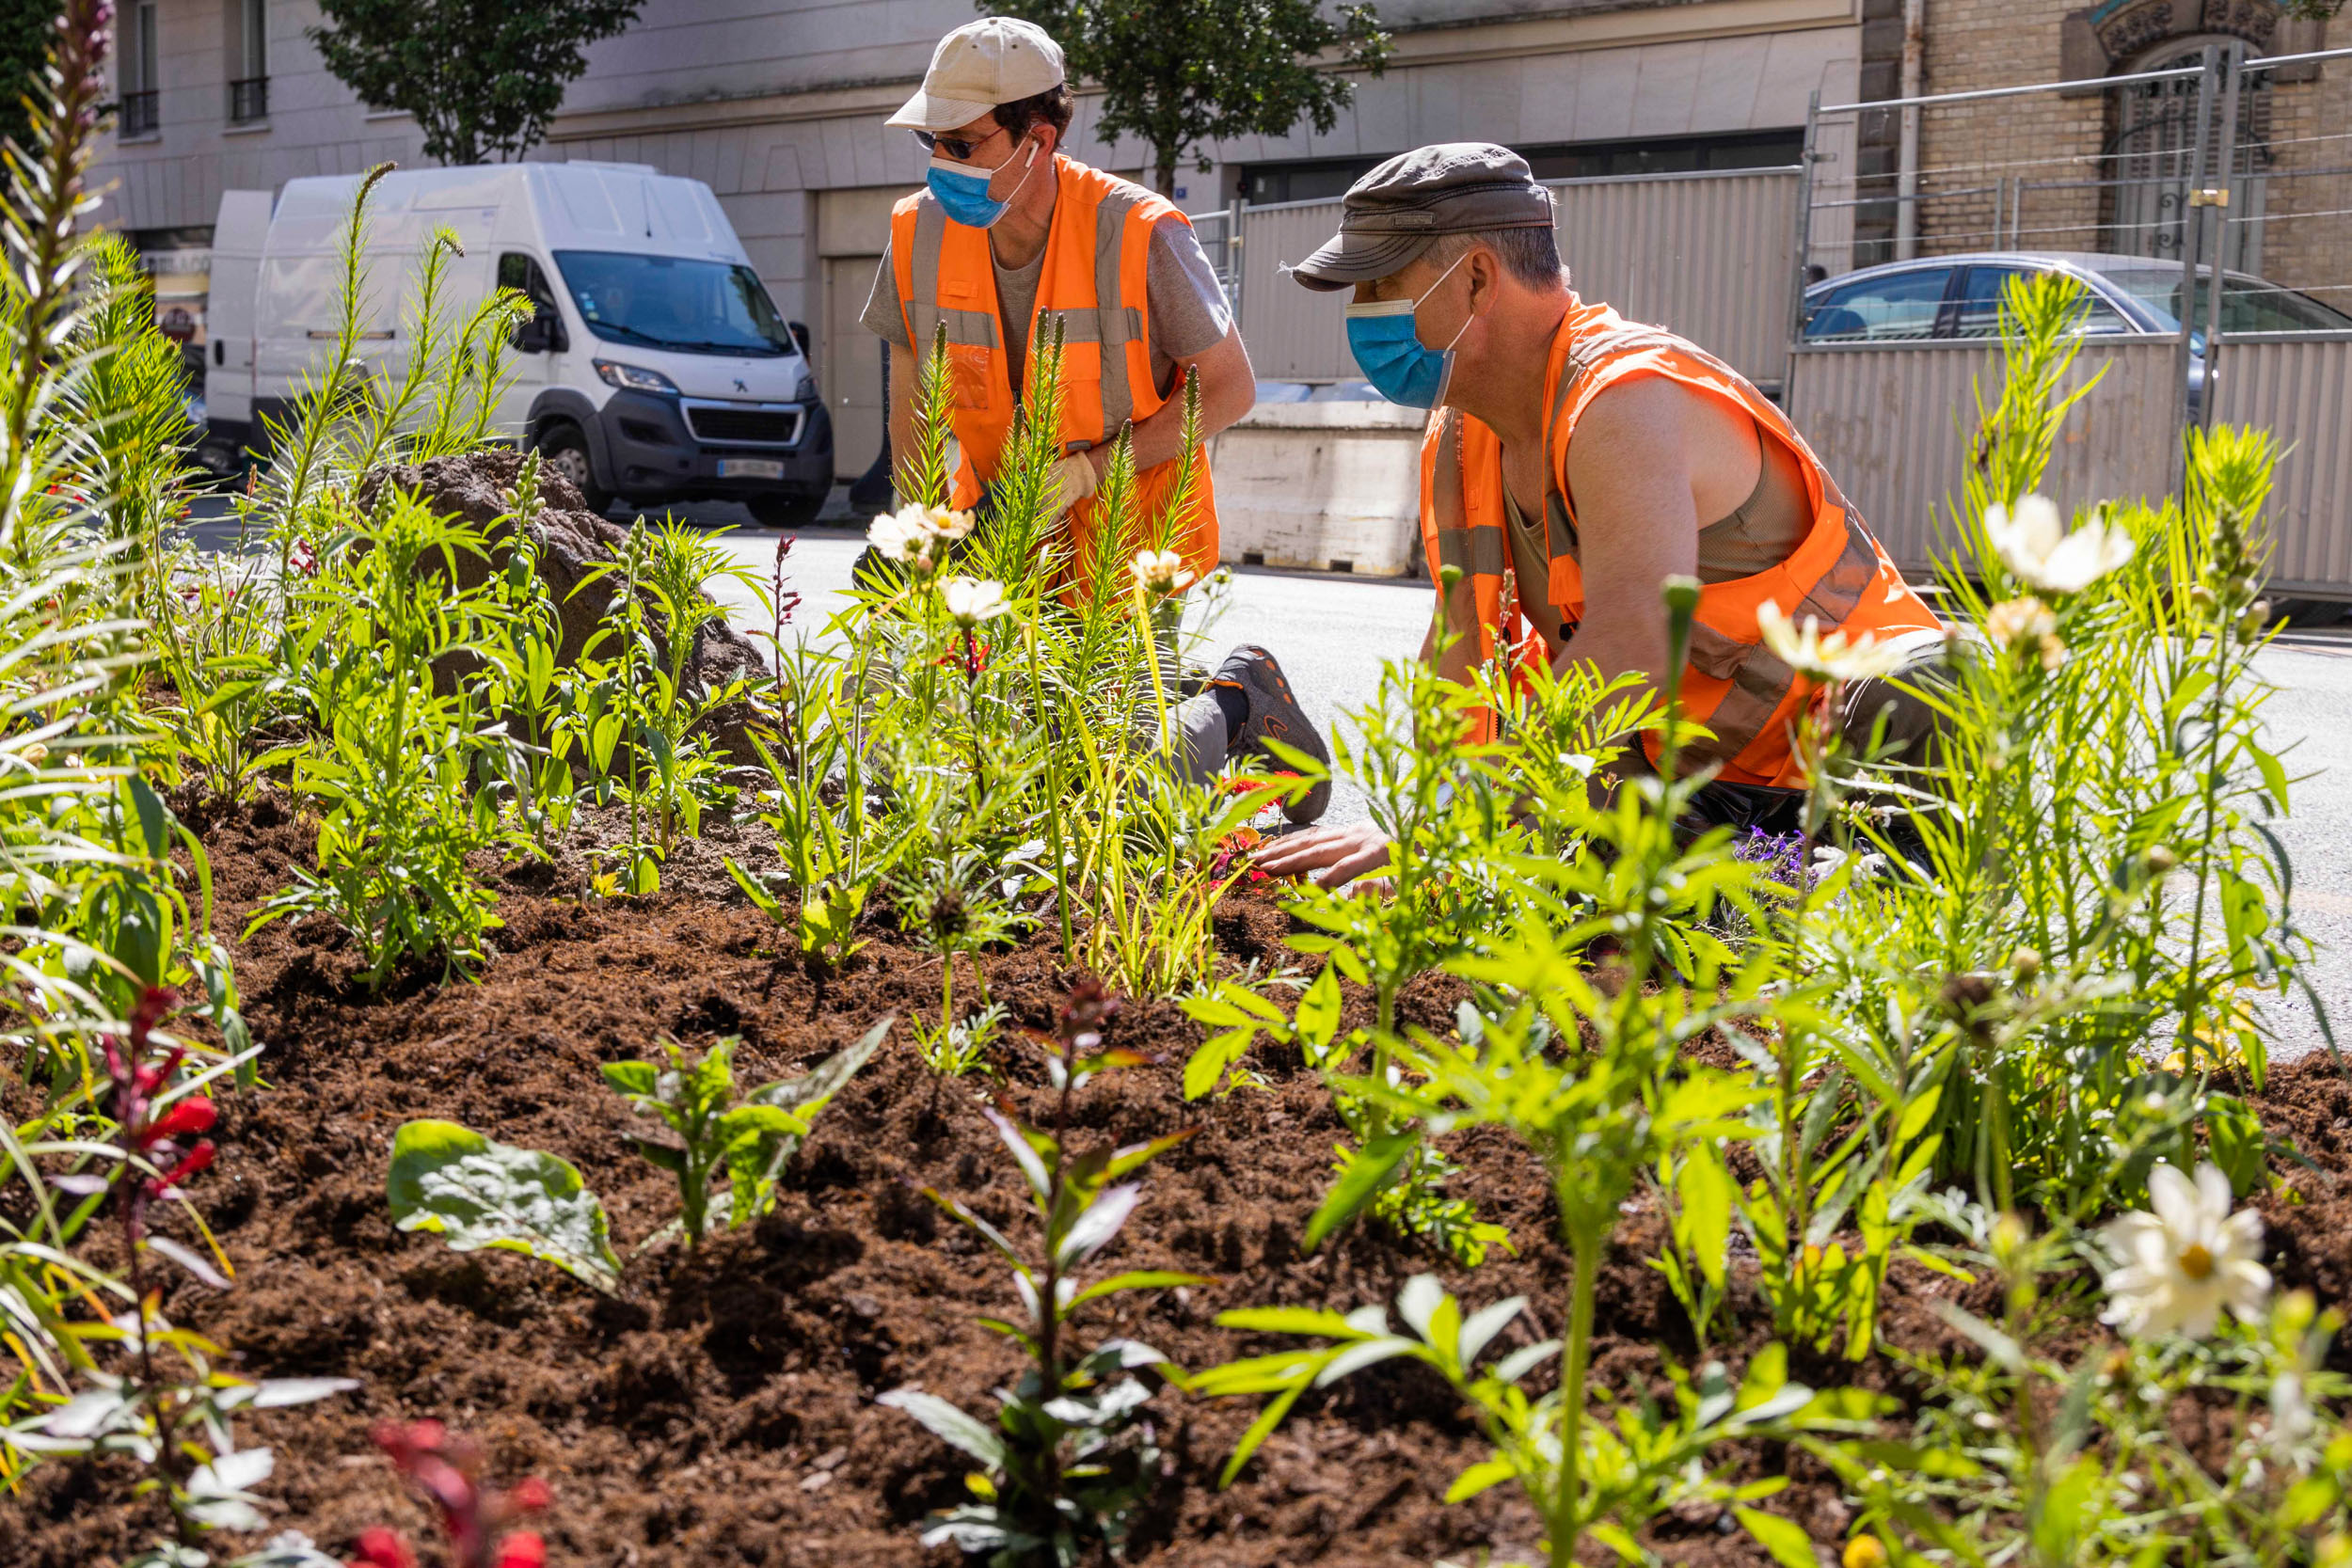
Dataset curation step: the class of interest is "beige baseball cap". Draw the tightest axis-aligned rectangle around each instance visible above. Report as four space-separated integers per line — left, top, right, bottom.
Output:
886 18 1066 134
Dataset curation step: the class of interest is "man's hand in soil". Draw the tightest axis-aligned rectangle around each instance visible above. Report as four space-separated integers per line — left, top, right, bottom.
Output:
1253 820 1392 889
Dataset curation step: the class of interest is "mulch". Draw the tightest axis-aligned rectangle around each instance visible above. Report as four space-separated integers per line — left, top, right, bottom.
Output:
4 790 2348 1568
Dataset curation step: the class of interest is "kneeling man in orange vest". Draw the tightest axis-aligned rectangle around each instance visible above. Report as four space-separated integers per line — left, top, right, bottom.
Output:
864 18 1336 819
1259 144 1950 887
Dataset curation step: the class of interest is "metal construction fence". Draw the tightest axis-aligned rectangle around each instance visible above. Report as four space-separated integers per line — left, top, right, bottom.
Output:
1789 46 2352 597
1203 166 1799 394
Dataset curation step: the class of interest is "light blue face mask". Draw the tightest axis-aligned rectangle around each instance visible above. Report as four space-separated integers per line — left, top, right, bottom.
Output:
1343 252 1474 409
927 140 1041 230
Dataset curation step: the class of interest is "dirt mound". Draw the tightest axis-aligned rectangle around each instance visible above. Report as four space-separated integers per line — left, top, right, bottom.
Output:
1 796 2341 1568
355 449 769 762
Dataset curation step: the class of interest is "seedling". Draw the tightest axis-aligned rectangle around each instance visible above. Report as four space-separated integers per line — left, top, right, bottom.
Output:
387 1018 891 1289
604 1023 882 1248
881 982 1210 1563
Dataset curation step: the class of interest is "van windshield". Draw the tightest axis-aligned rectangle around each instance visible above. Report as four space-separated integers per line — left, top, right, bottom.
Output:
552 251 794 356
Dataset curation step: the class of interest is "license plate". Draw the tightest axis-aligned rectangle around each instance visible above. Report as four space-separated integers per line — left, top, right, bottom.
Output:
718 458 784 480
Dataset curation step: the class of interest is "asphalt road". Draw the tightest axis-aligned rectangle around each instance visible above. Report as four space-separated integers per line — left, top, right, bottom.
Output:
183 490 2352 1062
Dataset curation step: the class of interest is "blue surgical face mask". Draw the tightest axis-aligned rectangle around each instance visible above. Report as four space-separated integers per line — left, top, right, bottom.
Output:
927 139 1041 230
1343 252 1475 408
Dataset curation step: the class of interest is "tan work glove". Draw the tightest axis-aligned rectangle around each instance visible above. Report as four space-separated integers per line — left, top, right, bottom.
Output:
1048 451 1098 517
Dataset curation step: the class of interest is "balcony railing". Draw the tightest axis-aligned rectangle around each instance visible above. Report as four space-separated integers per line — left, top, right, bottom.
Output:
119 90 158 137
228 76 267 124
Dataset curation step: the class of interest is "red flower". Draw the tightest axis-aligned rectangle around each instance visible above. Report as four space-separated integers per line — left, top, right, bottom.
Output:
506 1477 552 1514
289 538 319 578
347 1528 416 1568
146 1095 215 1141
492 1533 547 1568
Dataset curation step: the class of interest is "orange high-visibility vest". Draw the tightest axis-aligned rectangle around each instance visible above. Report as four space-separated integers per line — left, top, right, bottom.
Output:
892 156 1216 579
1418 298 1943 786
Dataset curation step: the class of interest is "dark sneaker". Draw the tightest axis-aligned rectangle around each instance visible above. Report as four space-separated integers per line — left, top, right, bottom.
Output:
1211 645 1331 823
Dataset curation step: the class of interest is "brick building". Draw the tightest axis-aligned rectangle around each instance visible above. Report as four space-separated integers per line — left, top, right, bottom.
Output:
1836 0 2343 299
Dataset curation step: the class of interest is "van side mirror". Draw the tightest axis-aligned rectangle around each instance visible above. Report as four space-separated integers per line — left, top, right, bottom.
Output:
788 320 811 357
514 309 566 355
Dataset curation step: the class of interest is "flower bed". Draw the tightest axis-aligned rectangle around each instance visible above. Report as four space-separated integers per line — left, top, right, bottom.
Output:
0 10 2343 1568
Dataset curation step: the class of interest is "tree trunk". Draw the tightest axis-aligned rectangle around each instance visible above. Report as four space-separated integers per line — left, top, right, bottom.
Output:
1152 149 1179 200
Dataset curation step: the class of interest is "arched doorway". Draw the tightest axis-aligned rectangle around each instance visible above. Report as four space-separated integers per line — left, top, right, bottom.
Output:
2103 40 2270 272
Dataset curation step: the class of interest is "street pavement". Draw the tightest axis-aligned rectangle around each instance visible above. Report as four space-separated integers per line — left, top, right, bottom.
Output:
183 490 2352 1062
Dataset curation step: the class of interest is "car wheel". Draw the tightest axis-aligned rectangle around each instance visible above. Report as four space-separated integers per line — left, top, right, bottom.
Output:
535 423 612 515
749 492 824 531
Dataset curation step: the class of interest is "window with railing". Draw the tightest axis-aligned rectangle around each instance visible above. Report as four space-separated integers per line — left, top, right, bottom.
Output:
119 0 159 136
226 0 267 124
228 76 267 123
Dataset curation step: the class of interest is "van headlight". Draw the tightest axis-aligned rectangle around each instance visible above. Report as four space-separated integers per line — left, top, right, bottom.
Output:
794 372 817 402
595 359 679 395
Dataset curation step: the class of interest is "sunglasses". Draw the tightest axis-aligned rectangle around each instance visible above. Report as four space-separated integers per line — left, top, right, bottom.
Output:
914 124 1009 162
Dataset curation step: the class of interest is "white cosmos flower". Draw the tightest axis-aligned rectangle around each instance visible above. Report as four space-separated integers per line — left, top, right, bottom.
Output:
1985 494 2136 595
1131 548 1195 596
2099 1162 2270 1338
1756 600 1909 683
940 576 1009 628
867 503 975 570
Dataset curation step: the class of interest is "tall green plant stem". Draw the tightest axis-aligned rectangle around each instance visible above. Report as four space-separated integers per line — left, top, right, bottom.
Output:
1552 1211 1601 1567
2177 606 2241 1077
1019 612 1076 958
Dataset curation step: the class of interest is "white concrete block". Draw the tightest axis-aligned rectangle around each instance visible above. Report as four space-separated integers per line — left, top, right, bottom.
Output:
1208 403 1427 578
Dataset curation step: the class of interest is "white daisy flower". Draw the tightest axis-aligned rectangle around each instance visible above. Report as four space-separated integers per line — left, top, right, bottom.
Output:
1131 547 1194 596
940 576 1009 628
1985 494 2135 595
1757 600 1909 683
2099 1162 2270 1338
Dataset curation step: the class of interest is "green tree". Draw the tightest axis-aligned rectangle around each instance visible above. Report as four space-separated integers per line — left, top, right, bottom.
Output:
308 0 643 166
983 0 1391 198
0 0 54 153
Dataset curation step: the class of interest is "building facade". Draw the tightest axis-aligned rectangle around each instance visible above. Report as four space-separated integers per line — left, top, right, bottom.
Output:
99 0 2337 480
93 0 1874 477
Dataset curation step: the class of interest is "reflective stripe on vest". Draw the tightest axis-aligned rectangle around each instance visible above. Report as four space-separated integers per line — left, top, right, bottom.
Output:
1418 300 1943 787
891 156 1216 576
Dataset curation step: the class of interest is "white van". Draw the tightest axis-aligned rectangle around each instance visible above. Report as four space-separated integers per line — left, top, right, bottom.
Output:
203 162 834 528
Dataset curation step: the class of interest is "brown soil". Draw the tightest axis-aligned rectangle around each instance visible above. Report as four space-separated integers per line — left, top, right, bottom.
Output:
2 793 2344 1568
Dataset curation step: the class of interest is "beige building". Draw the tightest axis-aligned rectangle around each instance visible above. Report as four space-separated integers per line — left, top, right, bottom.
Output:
97 0 1898 479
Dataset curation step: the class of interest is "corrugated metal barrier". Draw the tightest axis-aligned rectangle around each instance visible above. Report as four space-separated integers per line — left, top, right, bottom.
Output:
1231 167 1800 391
1787 339 2185 578
2209 335 2352 595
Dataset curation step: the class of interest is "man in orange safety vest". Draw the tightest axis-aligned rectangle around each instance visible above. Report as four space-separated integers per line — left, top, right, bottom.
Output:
864 18 1335 819
1259 143 1951 885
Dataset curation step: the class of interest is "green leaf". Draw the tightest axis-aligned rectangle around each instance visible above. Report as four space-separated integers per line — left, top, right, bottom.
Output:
1733 1507 1819 1568
878 1389 1007 1471
1303 1132 1419 1252
1216 1377 1309 1488
755 1015 890 1114
1295 965 1343 1048
1442 1457 1515 1503
1677 1146 1735 1290
601 1061 659 1098
1068 1270 1214 1308
716 1104 812 1142
386 1120 622 1294
1214 1306 1366 1338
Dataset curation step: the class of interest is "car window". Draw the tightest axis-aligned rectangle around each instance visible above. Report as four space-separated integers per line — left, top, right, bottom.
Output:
2217 277 2352 333
1804 268 1953 341
1951 267 2132 338
2097 267 2352 335
498 252 557 311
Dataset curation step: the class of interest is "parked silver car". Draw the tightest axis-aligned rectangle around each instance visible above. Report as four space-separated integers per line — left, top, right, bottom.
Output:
1802 250 2352 345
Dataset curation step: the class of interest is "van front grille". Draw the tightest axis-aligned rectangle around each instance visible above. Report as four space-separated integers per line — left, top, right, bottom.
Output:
684 404 802 446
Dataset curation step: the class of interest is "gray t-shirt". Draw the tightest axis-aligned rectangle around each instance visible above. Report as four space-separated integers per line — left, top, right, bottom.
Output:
863 213 1233 400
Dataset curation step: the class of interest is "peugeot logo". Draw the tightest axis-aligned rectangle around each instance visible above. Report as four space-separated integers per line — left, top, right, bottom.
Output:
733 378 748 393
